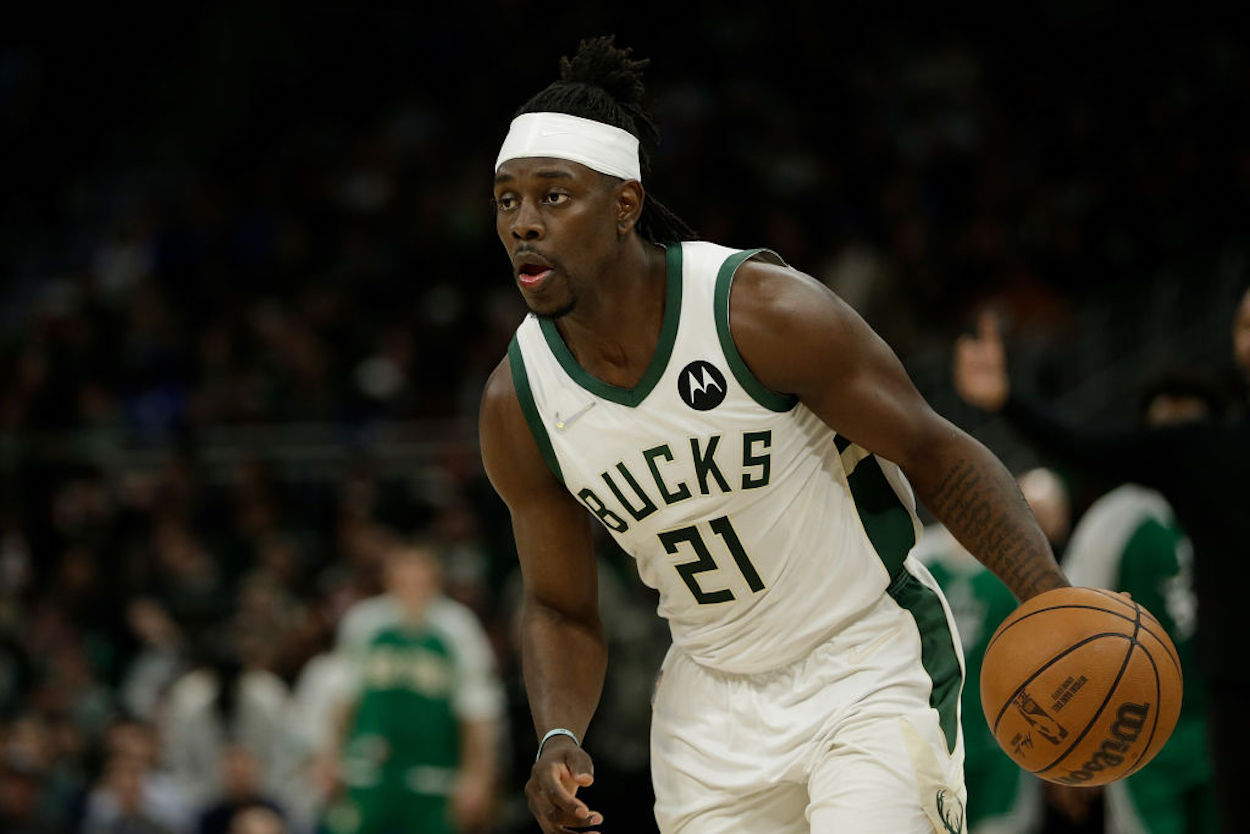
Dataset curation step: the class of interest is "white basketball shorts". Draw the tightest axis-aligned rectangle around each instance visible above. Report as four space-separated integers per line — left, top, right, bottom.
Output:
650 564 969 833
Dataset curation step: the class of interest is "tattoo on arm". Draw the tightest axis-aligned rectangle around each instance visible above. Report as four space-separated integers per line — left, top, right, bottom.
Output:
927 458 1065 600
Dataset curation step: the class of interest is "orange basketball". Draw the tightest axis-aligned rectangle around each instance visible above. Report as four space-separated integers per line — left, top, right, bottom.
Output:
980 586 1182 786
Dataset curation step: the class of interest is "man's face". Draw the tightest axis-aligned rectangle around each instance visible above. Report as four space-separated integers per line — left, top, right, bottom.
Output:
493 157 622 319
1233 288 1250 379
384 547 439 609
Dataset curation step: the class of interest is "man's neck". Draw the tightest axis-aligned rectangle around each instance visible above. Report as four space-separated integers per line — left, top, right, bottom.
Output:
395 597 431 627
555 239 669 389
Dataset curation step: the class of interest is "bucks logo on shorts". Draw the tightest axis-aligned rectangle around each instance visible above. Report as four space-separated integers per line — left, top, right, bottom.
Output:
678 360 727 411
935 789 965 833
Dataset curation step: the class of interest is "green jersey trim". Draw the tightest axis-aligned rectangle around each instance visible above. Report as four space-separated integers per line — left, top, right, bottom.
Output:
508 336 564 484
536 244 684 407
846 452 916 580
847 442 960 753
889 570 963 754
713 248 799 412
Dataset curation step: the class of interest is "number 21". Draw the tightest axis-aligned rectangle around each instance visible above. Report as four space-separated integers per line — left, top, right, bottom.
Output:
657 515 765 604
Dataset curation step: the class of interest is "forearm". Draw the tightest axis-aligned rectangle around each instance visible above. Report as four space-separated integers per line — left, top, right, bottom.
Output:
459 718 499 785
910 428 1069 601
521 597 608 743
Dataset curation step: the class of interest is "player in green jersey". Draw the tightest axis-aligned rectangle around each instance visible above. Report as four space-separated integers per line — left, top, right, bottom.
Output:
1057 375 1222 834
955 346 1226 834
321 542 502 834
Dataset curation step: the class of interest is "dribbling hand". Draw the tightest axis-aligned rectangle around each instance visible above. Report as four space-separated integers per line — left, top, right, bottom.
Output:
954 311 1011 411
527 739 603 834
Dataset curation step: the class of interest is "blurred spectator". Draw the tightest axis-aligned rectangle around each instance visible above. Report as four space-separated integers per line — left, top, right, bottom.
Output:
1040 372 1223 833
197 745 286 834
228 805 289 834
77 716 192 834
78 752 185 834
157 636 299 820
428 500 491 619
118 599 188 723
147 519 229 629
0 755 46 834
321 539 504 834
1 714 59 834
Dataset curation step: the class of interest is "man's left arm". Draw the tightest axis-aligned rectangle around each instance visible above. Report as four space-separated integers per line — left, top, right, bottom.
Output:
729 261 1068 602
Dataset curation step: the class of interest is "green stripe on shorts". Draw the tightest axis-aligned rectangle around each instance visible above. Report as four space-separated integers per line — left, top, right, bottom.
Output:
846 454 915 581
889 571 963 754
847 452 960 754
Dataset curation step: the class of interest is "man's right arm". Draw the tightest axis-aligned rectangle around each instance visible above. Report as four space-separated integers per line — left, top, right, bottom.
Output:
478 358 607 833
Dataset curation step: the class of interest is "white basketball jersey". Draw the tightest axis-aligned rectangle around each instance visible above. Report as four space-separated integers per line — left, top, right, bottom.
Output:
509 241 926 674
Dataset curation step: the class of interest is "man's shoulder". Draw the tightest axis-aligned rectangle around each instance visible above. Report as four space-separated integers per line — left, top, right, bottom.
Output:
677 240 814 340
481 352 518 411
341 594 399 623
1082 483 1172 526
427 596 491 640
677 240 790 279
337 595 402 652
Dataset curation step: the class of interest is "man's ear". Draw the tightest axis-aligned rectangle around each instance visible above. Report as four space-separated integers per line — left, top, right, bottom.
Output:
615 180 645 235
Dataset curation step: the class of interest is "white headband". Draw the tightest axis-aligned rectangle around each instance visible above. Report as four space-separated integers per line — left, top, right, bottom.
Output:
495 112 642 182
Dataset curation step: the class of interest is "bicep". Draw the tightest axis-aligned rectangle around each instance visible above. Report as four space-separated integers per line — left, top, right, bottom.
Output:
729 263 949 468
508 488 598 617
479 362 599 619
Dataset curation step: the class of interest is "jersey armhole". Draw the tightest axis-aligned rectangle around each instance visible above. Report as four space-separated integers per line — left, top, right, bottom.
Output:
713 248 800 412
507 336 565 484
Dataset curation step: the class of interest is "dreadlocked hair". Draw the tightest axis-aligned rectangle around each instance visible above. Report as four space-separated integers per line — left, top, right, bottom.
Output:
517 35 697 245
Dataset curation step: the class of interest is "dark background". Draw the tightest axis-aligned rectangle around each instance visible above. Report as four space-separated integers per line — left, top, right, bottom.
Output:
1 4 1246 833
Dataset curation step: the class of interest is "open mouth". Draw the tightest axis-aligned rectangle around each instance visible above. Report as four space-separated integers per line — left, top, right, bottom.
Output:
517 263 553 287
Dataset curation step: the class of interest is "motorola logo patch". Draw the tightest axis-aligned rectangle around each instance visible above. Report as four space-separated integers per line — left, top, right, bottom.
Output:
678 361 727 411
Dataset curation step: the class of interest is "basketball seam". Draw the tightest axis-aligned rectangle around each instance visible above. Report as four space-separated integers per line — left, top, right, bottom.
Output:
985 603 1174 665
1089 589 1181 670
985 604 1133 655
990 631 1133 736
1122 642 1164 779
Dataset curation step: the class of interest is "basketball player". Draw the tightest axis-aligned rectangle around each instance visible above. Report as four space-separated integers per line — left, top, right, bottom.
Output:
478 37 1070 834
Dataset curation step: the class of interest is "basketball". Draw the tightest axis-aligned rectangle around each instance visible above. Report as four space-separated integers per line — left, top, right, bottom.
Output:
980 586 1182 786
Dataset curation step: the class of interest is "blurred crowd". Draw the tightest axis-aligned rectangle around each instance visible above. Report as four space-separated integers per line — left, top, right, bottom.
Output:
0 439 670 833
2 6 1247 834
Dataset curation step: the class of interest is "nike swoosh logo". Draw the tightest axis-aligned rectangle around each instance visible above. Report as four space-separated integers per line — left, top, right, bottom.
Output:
553 400 596 431
847 623 902 665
